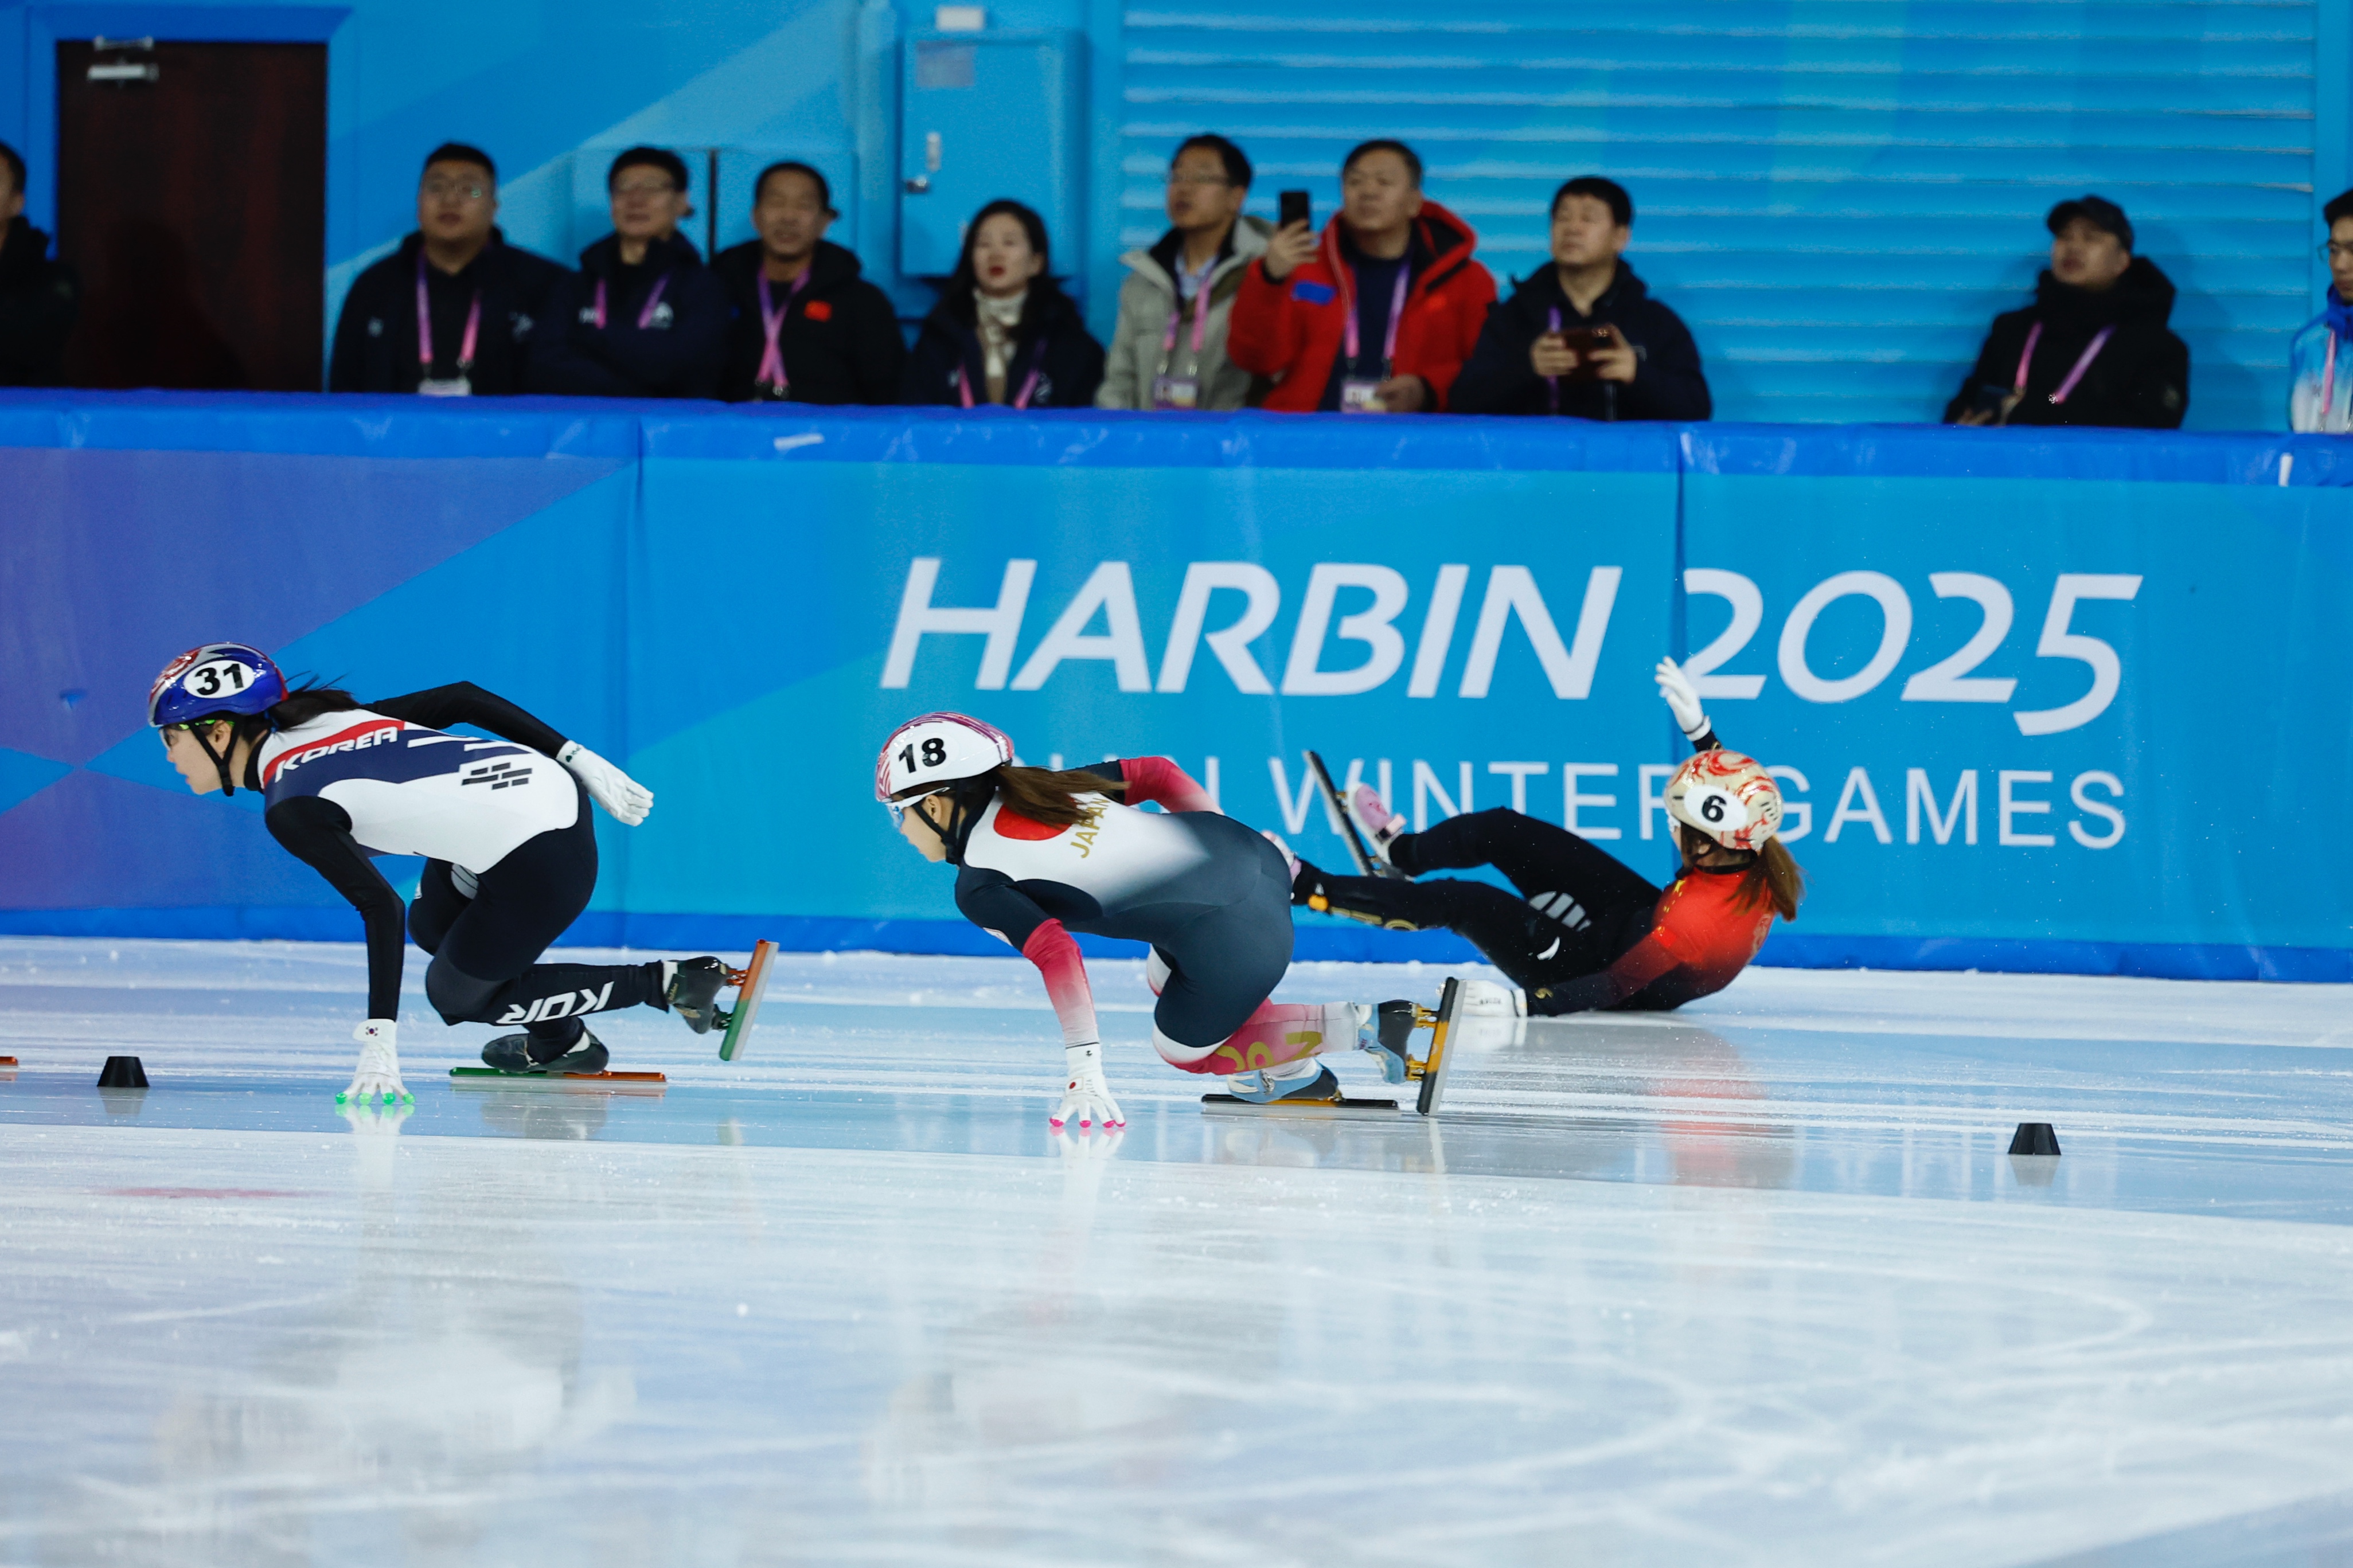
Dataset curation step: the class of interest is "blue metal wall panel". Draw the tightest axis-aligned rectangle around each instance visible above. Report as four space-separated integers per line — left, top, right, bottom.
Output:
1118 1 2318 429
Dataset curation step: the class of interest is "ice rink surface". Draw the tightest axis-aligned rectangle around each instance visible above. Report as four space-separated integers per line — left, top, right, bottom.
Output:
4 937 2353 1567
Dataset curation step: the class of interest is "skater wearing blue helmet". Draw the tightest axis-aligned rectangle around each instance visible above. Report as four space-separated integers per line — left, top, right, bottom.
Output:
150 643 743 1104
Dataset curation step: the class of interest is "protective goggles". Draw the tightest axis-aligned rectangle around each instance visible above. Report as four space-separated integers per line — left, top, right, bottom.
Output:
884 787 950 828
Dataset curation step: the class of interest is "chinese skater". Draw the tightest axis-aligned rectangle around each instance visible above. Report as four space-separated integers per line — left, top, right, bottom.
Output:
878 711 1398 1121
1287 657 1805 1016
149 643 746 1102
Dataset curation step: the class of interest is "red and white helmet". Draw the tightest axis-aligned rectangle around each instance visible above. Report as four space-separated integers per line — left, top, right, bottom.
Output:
1664 749 1783 853
875 712 1014 804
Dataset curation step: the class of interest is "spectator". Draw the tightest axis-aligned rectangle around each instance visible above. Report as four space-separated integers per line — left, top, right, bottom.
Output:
713 161 903 404
903 199 1103 408
2289 187 2353 433
1451 177 1709 420
1945 195 2187 429
530 147 729 400
1097 134 1270 411
1226 139 1493 413
0 138 78 386
329 143 564 396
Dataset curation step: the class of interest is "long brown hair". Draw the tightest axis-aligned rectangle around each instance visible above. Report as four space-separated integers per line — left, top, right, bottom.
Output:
987 764 1126 829
1677 823 1806 922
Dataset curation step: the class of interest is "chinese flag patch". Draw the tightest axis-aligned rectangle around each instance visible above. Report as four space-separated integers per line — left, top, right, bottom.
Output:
804 300 833 322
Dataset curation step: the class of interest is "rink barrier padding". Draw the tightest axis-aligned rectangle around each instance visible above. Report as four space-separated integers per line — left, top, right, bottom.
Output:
3 390 2348 984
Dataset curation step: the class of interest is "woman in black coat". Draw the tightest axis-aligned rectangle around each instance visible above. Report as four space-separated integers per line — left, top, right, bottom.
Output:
903 199 1104 409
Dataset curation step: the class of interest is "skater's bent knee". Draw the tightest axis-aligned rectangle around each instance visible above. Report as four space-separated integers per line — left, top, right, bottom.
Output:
424 957 502 1026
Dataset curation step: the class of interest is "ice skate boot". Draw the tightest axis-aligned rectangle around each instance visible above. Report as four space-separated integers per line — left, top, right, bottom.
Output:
1224 1061 1344 1105
481 1025 609 1076
1347 784 1407 864
1360 998 1420 1084
665 956 731 1034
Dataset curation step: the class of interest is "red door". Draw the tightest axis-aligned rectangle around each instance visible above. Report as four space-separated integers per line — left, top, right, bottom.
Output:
54 39 327 391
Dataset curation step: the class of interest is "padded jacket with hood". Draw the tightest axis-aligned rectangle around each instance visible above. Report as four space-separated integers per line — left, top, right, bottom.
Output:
902 283 1106 409
1226 201 1496 412
528 232 730 400
712 237 906 405
1944 257 2188 429
1451 260 1710 421
329 231 565 396
1096 216 1271 411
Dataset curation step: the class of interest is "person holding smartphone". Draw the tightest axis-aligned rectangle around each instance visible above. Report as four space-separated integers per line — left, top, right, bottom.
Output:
1225 139 1495 413
1451 177 1710 420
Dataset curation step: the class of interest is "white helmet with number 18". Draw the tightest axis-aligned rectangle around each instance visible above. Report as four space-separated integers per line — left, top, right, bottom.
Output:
875 712 1015 804
1664 749 1784 853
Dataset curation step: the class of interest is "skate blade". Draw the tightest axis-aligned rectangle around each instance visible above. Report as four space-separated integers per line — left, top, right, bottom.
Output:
1201 1094 1400 1120
448 1068 667 1094
718 939 779 1063
1414 976 1463 1117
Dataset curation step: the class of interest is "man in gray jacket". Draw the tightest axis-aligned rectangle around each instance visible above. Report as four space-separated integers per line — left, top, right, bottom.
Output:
1098 134 1271 411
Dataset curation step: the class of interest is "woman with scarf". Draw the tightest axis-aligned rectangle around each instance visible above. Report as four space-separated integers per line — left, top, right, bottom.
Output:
902 199 1104 410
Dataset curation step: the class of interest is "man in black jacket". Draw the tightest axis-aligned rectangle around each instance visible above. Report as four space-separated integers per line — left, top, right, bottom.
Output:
713 162 903 404
1451 177 1708 421
329 144 564 396
0 139 79 387
529 146 729 400
1945 195 2187 429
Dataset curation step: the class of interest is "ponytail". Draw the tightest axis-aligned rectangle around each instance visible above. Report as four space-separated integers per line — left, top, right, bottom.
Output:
988 764 1126 829
1745 839 1805 922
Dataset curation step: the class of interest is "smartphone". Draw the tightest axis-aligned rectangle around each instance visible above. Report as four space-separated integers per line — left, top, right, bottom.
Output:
1556 324 1613 381
1278 189 1311 231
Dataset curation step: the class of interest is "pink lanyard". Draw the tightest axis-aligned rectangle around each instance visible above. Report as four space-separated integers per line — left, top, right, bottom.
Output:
1545 304 1563 413
415 254 481 373
957 347 1043 410
1161 256 1216 364
1343 261 1411 373
754 268 810 393
592 272 671 330
2323 331 2339 423
2015 320 2114 406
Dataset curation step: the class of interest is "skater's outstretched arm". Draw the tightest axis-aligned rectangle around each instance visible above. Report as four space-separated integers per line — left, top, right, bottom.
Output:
372 683 568 756
264 796 407 1019
1104 756 1216 813
1656 658 1722 754
374 683 653 826
955 870 1124 1130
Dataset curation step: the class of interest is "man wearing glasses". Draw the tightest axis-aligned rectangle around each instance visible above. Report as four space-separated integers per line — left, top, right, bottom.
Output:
2289 189 2353 433
1096 134 1270 411
329 144 564 396
529 146 729 400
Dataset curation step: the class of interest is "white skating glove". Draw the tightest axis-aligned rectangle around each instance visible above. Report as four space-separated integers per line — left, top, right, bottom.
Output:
1654 656 1711 742
1051 1042 1125 1131
558 741 653 826
340 1019 411 1106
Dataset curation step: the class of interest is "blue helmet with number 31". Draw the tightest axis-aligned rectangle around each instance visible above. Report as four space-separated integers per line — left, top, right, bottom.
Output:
148 643 288 728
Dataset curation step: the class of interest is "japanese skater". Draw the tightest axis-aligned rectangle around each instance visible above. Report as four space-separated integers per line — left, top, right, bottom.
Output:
877 712 1430 1121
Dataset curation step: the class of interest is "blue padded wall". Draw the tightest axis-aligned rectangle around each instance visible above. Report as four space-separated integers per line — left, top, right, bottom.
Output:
1114 0 2325 430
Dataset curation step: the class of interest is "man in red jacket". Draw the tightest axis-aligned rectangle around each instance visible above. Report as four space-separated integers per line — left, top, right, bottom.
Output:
1227 140 1496 413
